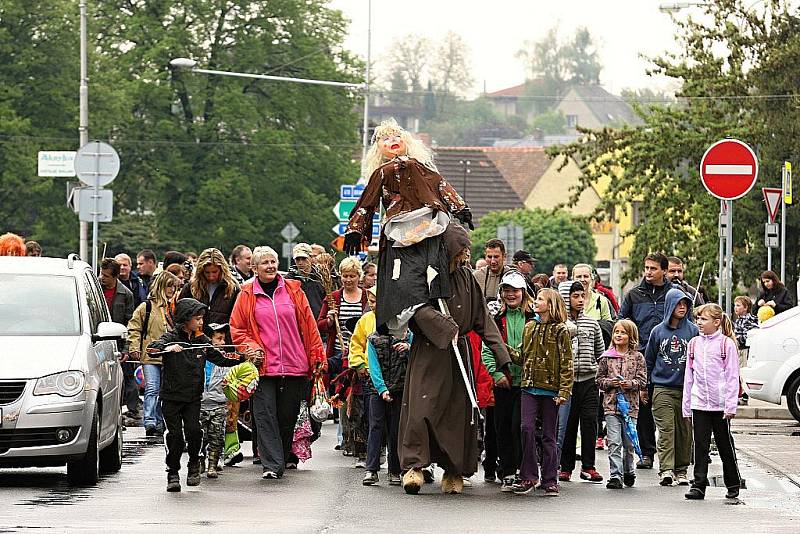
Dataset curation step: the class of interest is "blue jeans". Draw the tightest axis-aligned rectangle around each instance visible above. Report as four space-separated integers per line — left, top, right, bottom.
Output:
605 414 636 479
556 398 571 452
142 364 163 429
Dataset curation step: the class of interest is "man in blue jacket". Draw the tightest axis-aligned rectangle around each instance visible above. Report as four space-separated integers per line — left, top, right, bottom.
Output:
645 289 698 487
619 252 677 469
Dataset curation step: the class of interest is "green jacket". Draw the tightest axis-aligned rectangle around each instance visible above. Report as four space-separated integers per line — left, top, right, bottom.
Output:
481 307 528 386
512 321 574 399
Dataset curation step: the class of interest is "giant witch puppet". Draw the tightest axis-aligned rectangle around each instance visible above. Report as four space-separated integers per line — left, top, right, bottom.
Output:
344 118 474 331
344 119 510 494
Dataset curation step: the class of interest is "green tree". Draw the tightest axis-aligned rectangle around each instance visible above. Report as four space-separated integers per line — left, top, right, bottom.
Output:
531 109 567 135
425 98 526 147
430 31 473 114
471 208 596 275
553 0 800 296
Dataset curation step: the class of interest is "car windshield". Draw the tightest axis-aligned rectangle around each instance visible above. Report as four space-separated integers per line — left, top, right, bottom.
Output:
0 274 81 335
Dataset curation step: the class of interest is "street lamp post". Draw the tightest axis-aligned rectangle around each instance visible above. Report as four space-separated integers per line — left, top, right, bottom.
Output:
78 0 89 262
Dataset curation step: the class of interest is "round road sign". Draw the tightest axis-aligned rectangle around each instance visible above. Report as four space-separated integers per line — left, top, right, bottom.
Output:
699 139 758 200
74 141 120 187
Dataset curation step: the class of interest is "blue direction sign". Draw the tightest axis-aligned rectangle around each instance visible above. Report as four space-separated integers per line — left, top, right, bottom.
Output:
333 222 380 237
340 184 365 200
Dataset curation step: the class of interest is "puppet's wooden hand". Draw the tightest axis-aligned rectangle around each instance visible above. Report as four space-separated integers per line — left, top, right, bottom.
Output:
344 232 362 255
454 208 474 230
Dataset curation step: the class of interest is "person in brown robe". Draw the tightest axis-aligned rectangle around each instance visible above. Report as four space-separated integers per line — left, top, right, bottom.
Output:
399 223 511 495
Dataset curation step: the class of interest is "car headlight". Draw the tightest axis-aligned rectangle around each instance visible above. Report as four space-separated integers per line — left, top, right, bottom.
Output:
33 371 85 397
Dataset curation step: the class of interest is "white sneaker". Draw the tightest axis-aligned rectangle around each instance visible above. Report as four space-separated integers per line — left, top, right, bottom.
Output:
354 459 366 469
659 470 675 487
462 476 473 488
675 473 690 486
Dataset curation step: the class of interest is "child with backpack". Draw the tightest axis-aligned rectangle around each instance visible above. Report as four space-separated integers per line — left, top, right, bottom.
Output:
683 304 742 500
596 319 647 489
510 288 573 496
147 299 243 492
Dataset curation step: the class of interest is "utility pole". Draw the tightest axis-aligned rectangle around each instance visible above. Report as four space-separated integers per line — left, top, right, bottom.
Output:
78 0 89 262
360 0 372 166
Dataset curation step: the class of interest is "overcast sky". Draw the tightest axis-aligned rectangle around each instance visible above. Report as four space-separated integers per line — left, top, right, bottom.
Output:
329 0 685 96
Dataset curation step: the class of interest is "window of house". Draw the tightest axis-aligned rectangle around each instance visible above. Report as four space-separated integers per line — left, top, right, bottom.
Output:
566 114 579 128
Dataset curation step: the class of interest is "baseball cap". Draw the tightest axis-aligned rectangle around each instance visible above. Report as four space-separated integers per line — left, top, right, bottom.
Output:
512 250 537 263
292 243 312 259
499 271 528 290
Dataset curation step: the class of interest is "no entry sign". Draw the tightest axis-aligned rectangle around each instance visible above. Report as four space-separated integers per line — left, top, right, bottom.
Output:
700 139 758 200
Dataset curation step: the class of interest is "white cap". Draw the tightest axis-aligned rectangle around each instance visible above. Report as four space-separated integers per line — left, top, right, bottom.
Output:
499 271 527 290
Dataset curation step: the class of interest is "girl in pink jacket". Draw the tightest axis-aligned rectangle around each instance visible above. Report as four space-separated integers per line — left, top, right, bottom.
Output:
682 304 742 501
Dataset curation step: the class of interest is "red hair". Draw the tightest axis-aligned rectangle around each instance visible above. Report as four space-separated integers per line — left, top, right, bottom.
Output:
0 233 26 257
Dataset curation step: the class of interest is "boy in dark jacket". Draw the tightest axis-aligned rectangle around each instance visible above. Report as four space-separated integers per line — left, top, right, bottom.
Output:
147 298 242 492
644 289 698 487
362 329 411 487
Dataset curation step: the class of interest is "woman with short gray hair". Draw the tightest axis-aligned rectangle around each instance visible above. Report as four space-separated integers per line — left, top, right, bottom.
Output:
230 246 326 479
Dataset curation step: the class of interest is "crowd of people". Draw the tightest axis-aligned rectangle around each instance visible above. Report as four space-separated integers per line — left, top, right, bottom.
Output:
0 229 794 499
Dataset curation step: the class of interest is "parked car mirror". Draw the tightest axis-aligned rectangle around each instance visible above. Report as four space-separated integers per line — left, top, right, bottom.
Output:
92 322 128 343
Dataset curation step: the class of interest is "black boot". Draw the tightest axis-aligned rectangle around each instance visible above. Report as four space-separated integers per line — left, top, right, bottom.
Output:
166 472 181 492
685 486 705 500
187 460 201 487
726 487 740 499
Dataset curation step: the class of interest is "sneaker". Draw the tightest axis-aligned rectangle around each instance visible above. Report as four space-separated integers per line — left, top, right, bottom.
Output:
285 462 298 470
675 473 690 486
262 471 279 479
511 479 537 495
334 444 342 451
253 457 262 465
558 470 572 482
659 471 674 487
685 487 705 500
362 471 379 486
501 476 518 493
224 451 243 467
636 456 653 469
388 473 402 486
606 477 623 489
462 476 473 488
580 468 604 482
186 461 201 487
595 437 605 450
737 397 749 406
166 472 181 492
354 459 366 469
543 485 560 497
726 487 740 499
623 473 636 487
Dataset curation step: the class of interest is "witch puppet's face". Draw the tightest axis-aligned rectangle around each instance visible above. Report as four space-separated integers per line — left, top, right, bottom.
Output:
378 132 407 159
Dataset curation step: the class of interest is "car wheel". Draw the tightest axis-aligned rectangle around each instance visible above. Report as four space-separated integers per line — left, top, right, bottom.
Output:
787 375 800 424
67 406 100 486
99 416 123 474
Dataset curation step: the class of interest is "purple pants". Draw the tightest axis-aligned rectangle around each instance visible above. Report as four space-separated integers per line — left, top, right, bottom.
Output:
520 392 559 488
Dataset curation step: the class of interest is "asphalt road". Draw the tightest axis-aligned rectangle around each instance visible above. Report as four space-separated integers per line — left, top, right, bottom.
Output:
1 420 799 533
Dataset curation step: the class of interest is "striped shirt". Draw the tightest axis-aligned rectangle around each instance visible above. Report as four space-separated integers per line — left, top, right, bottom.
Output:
334 297 364 352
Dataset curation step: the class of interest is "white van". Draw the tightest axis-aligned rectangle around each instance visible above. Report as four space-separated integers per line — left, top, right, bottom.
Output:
741 306 800 423
0 255 126 485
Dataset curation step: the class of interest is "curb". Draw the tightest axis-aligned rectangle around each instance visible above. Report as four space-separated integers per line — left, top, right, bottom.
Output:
736 406 795 420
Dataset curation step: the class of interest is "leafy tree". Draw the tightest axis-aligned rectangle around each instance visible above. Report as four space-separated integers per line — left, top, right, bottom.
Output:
430 31 473 114
531 109 567 135
425 98 526 147
553 0 800 297
471 208 597 275
564 28 602 85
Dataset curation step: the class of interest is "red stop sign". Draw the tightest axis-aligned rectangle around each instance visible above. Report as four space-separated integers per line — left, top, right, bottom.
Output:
700 139 758 200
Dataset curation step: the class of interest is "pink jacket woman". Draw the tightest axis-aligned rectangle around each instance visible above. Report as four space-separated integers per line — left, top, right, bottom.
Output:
682 331 740 417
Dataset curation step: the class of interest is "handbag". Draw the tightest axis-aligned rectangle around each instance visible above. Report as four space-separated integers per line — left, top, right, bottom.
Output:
309 375 332 423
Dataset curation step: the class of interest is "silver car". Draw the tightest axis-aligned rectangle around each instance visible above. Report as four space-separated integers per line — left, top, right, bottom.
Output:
0 255 126 485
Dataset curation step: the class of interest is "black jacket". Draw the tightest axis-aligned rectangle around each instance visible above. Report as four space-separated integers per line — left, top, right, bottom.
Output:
286 266 326 320
178 281 240 333
755 286 794 316
120 272 147 308
147 329 240 403
365 332 408 394
619 277 679 354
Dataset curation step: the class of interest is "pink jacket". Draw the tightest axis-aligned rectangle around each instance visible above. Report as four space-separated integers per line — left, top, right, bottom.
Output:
682 331 740 417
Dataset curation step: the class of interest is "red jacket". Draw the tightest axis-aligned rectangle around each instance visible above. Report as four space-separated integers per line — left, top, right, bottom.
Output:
594 281 620 314
468 331 495 408
230 277 326 378
317 288 369 359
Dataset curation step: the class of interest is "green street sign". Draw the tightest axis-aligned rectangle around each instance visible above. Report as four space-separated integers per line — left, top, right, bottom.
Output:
337 199 357 219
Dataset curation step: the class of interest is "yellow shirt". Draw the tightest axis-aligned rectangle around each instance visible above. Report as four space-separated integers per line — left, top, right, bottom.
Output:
348 310 376 369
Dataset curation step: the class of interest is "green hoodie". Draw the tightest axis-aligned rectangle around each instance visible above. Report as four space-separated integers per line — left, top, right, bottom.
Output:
481 307 525 386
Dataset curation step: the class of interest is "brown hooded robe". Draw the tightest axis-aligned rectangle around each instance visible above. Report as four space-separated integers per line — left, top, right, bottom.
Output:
398 224 511 475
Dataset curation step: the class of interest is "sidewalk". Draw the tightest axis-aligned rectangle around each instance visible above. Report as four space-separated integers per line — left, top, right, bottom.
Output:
737 396 794 420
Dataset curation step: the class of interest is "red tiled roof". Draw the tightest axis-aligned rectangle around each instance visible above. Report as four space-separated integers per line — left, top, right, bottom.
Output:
434 148 525 225
484 83 526 98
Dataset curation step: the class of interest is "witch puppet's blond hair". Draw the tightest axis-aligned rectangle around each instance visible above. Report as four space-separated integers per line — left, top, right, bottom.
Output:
361 118 436 181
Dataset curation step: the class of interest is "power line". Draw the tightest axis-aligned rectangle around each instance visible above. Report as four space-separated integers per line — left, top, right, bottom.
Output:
0 134 362 149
